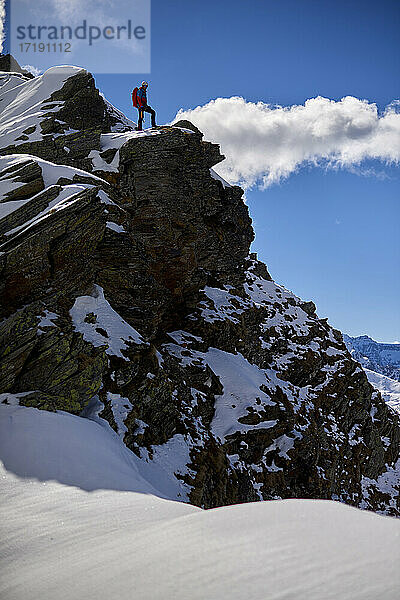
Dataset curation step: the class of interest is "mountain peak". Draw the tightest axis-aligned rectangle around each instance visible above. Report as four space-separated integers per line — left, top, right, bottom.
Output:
0 63 399 516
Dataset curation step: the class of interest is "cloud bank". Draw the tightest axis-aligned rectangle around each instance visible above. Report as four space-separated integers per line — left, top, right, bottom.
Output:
174 96 400 188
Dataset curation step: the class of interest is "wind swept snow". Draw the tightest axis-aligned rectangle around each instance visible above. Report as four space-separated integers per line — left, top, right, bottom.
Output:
1 403 399 600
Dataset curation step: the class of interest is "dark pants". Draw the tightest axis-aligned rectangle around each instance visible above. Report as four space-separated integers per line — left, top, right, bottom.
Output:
137 105 156 130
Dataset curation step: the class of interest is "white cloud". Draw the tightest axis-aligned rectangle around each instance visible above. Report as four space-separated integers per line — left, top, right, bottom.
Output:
0 0 5 53
22 64 42 76
16 0 146 55
173 96 400 188
18 0 117 22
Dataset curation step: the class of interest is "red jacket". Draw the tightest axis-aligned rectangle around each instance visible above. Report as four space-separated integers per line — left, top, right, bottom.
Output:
132 87 147 108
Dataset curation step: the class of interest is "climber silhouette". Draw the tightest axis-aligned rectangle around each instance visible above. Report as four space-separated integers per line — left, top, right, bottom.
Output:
132 81 157 131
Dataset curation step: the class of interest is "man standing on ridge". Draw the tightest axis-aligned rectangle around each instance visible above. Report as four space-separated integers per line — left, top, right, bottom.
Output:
132 81 157 131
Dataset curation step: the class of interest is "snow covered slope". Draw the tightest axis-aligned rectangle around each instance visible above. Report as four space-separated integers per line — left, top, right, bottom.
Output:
0 66 85 148
1 403 399 600
364 368 400 415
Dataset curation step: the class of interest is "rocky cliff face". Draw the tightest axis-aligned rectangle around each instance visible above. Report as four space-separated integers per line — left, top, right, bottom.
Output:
1 64 399 515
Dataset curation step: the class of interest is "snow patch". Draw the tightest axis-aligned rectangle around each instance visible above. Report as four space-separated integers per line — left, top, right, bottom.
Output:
70 285 145 360
107 392 132 437
37 309 59 335
4 184 88 237
210 168 231 188
106 221 126 233
361 458 400 514
89 130 163 173
199 286 250 324
205 348 277 441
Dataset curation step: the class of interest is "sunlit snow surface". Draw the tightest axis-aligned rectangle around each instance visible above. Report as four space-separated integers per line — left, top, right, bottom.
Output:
89 130 163 172
0 403 399 600
364 368 400 415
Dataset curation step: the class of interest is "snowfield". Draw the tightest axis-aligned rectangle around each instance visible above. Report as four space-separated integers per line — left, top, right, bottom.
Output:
1 403 399 600
364 368 400 415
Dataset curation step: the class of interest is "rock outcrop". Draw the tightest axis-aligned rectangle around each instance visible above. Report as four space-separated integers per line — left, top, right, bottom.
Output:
1 64 399 515
0 53 34 79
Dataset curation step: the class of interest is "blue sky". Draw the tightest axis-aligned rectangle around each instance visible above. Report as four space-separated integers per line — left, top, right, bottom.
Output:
3 0 400 341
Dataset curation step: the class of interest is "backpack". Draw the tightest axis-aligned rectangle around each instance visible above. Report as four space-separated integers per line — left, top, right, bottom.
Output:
132 87 139 107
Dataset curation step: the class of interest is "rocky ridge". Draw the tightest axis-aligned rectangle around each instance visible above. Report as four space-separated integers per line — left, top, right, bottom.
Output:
0 63 399 515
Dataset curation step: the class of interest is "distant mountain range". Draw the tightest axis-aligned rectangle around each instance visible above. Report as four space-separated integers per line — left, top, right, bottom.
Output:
343 335 400 414
343 335 400 382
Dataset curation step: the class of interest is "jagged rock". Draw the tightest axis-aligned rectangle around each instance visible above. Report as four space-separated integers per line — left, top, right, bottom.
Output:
0 158 44 209
0 62 399 516
0 53 34 79
0 301 106 412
